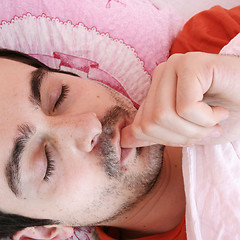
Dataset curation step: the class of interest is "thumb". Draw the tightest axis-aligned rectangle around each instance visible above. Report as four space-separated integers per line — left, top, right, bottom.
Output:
120 124 155 148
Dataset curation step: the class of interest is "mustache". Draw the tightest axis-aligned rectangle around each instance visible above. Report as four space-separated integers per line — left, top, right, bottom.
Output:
98 106 130 178
101 106 130 132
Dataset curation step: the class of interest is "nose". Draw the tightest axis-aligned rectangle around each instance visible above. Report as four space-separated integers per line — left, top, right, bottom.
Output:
48 112 102 152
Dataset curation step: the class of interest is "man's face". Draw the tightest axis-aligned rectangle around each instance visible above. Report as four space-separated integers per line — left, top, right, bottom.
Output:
0 58 163 226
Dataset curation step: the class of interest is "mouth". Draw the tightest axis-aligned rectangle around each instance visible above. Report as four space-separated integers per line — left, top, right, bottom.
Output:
120 147 133 164
98 105 136 169
116 118 134 165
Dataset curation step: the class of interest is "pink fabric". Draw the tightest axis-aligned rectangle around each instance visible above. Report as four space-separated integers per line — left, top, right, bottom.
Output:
1 0 180 75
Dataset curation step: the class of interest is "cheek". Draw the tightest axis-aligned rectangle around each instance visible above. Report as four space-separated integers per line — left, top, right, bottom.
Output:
71 82 119 115
58 158 110 201
51 177 123 224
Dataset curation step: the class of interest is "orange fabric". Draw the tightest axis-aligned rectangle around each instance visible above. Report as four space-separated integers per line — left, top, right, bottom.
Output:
96 216 186 240
96 5 240 240
171 5 240 55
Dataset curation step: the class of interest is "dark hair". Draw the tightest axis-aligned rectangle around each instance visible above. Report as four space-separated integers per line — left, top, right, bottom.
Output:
0 213 59 238
0 48 79 76
0 48 78 238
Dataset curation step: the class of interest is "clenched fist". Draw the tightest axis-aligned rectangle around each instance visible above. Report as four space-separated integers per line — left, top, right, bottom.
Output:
121 52 240 147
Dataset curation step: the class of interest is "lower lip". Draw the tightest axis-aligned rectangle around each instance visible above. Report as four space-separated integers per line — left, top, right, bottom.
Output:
120 148 132 164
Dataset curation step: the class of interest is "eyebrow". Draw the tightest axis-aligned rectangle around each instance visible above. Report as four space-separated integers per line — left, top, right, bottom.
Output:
29 68 47 107
5 69 44 197
5 124 35 197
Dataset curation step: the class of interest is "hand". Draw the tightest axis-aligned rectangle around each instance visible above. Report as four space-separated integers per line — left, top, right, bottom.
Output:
121 52 240 148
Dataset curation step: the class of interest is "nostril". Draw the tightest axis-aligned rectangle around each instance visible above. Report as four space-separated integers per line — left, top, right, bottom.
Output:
91 134 100 149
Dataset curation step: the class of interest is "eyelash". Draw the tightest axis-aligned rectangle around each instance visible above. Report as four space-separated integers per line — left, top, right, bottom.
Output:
53 84 70 111
44 145 55 181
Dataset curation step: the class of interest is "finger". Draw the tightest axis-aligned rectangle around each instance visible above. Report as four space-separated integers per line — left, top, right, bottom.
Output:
176 66 229 126
120 123 185 147
120 124 156 148
177 101 229 127
120 100 155 148
121 119 222 148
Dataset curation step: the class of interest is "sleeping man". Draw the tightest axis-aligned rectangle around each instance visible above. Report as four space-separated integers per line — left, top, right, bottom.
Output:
0 5 240 240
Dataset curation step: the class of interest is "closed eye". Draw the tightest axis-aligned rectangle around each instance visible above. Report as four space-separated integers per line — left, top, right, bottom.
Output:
53 84 69 112
44 145 55 181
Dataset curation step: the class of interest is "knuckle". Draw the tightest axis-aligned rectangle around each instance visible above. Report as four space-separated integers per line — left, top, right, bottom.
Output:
152 110 172 125
168 53 190 69
168 53 182 62
176 104 191 118
140 122 154 136
184 52 200 62
131 125 143 138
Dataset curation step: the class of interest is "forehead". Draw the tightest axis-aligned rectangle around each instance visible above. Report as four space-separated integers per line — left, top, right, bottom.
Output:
0 58 34 130
0 58 34 98
0 58 34 173
0 57 34 83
